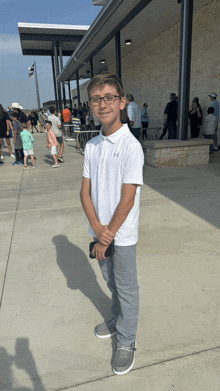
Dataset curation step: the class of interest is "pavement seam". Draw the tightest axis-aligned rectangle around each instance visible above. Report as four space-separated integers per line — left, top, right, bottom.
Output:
0 170 24 309
54 345 220 390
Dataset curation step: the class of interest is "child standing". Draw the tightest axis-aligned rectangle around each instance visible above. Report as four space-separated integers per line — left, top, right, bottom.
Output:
11 112 24 165
20 123 35 169
46 121 60 168
203 106 217 157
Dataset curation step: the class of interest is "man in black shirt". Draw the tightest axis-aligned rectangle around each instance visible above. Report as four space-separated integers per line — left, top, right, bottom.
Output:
160 93 178 140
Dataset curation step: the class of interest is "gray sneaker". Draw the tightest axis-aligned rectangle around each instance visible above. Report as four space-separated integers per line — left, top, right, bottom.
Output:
94 319 117 338
113 342 136 375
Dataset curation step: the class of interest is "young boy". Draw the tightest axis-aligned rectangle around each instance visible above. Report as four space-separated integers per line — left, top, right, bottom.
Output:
20 123 35 169
80 73 144 375
11 112 24 165
203 106 217 157
46 121 60 168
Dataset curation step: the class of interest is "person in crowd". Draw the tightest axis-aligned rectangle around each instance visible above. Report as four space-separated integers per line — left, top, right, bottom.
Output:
85 110 90 130
43 110 48 119
202 106 217 157
0 104 9 164
38 108 45 133
29 111 39 134
89 109 95 129
48 107 64 163
209 92 219 151
141 103 149 139
11 103 31 130
4 113 15 158
46 121 60 168
126 94 142 140
192 97 202 116
58 109 64 124
72 109 84 153
72 109 81 132
0 105 15 159
62 105 72 136
80 72 144 375
161 93 178 140
188 100 202 138
20 123 35 169
11 112 24 165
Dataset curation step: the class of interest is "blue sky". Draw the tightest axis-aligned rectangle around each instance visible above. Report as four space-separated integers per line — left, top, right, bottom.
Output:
0 0 101 109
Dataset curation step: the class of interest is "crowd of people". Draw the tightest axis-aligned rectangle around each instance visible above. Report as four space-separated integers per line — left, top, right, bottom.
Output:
0 90 219 168
159 91 219 156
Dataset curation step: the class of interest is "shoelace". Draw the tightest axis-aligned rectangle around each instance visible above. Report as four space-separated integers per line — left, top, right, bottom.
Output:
118 345 137 352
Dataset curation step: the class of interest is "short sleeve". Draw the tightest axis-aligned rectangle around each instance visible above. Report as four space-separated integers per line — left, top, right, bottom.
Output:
83 144 91 179
122 144 144 185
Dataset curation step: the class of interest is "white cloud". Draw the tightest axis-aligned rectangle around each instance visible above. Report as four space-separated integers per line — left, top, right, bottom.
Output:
0 34 21 54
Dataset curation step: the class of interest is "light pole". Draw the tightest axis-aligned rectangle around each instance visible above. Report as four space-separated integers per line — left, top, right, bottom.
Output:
28 61 41 111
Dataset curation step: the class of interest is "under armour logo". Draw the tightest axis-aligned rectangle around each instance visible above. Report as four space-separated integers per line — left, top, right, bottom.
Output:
113 153 119 157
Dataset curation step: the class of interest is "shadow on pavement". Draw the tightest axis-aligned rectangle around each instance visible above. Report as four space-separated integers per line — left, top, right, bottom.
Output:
53 235 112 320
143 164 220 230
43 154 54 166
0 338 45 391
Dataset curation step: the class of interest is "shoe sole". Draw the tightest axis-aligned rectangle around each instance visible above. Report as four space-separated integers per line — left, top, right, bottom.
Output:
94 330 117 339
113 356 135 375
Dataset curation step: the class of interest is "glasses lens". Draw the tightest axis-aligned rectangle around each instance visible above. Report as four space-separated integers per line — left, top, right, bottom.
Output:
104 96 115 103
90 98 100 105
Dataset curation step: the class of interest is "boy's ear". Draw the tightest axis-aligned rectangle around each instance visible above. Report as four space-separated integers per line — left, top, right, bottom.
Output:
120 96 126 111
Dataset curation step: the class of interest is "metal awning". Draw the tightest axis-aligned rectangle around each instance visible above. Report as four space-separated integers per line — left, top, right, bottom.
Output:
18 23 90 56
57 0 213 82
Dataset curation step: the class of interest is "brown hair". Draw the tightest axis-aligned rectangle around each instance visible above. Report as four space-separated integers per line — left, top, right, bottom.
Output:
21 122 27 129
87 72 124 99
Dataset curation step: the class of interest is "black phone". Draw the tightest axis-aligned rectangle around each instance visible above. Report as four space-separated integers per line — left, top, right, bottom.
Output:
89 240 114 259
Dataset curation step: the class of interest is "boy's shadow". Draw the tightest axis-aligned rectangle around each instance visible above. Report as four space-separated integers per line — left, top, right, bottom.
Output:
43 154 54 165
52 235 112 320
0 338 45 391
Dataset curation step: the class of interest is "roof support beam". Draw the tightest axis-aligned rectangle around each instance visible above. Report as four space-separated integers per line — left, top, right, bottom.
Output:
177 0 194 140
115 31 121 80
54 42 63 111
20 33 83 42
68 81 72 111
59 43 67 107
22 49 74 56
51 54 58 112
90 57 94 78
76 71 81 107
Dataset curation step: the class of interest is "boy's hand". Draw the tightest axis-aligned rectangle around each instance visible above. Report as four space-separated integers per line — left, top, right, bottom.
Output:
13 140 16 144
94 224 115 246
92 241 109 261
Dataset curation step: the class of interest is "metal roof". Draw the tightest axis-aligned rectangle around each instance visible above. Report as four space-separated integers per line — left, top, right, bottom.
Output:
18 23 90 56
57 0 214 82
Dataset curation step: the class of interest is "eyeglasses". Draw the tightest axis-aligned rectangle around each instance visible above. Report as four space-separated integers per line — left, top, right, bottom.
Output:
89 95 121 106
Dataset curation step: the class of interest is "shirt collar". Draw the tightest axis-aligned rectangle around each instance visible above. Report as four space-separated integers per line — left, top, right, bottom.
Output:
100 124 130 144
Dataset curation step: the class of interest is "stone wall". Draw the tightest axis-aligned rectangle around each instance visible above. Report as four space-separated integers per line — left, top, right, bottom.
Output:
145 140 212 168
108 0 220 128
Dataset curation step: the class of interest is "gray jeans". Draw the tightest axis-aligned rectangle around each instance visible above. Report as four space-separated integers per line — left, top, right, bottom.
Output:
99 244 139 346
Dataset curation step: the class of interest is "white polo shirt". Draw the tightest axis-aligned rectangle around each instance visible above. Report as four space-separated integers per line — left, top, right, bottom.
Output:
83 124 144 246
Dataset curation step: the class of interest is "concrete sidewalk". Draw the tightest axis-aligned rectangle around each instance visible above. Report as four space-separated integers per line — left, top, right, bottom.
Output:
1 132 220 391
